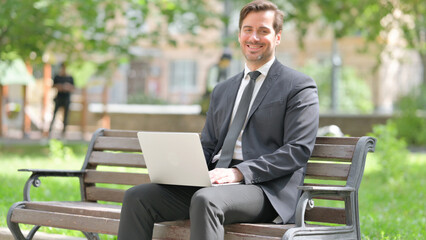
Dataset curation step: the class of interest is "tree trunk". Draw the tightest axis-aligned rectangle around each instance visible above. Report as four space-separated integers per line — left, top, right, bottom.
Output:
1 85 8 136
81 87 88 138
101 85 110 129
22 85 30 138
42 63 51 137
23 62 33 138
0 84 3 137
421 51 426 85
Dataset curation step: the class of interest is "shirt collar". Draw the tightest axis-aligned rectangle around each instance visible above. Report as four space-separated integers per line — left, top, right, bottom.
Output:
243 57 275 79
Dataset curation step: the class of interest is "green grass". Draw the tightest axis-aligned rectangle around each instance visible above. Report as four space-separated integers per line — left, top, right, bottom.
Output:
359 152 426 239
1 141 425 239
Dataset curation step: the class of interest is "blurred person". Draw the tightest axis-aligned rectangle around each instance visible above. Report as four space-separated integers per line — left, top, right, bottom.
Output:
118 1 319 239
48 62 75 137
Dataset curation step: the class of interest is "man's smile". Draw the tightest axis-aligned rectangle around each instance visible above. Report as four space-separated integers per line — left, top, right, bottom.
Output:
246 43 264 51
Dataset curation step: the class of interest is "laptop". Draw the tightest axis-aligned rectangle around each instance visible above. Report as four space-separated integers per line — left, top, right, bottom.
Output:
138 131 238 187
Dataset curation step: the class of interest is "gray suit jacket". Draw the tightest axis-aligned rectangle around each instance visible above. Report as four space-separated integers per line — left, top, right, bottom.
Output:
200 59 319 223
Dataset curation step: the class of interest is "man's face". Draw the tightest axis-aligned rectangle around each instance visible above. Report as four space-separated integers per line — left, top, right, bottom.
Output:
238 10 281 70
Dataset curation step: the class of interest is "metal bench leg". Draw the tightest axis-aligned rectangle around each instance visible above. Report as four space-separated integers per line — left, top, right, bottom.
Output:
7 221 27 240
82 232 100 240
7 202 28 240
26 226 41 240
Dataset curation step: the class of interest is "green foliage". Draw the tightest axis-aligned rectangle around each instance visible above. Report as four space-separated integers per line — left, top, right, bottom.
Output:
127 93 169 105
280 0 424 53
393 84 426 146
368 121 410 182
67 61 98 88
299 61 374 113
48 139 76 162
277 0 425 85
0 0 220 70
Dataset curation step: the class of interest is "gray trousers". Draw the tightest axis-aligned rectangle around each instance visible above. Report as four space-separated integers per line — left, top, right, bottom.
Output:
117 183 277 240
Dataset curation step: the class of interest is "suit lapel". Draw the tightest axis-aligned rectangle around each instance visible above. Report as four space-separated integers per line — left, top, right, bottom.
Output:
247 60 281 120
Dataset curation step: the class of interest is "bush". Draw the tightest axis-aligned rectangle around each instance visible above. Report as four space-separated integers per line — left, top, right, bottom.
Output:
127 93 169 105
48 139 76 162
393 84 426 146
368 120 409 182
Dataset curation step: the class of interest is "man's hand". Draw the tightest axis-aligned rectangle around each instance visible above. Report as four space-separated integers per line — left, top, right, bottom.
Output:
209 168 244 184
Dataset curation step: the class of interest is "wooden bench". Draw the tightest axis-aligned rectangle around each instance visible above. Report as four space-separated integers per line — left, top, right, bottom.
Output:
7 128 376 240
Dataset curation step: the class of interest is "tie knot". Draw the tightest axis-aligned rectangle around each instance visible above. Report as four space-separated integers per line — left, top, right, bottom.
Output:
248 71 261 81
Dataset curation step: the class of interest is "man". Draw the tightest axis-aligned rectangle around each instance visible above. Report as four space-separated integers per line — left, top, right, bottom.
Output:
118 0 319 239
49 63 75 137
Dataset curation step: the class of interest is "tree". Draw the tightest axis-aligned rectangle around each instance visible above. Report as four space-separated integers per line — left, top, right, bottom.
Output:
281 0 425 84
0 0 220 76
0 0 221 135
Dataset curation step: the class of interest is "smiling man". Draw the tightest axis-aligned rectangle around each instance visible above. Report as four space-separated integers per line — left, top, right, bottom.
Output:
118 1 319 239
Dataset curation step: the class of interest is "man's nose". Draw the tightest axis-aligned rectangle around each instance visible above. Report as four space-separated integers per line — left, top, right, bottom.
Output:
248 32 260 41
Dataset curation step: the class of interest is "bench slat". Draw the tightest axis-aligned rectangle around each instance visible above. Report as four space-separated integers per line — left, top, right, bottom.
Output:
103 129 139 138
311 144 355 160
305 162 350 180
223 233 280 240
305 207 346 224
10 208 119 235
84 170 150 185
315 137 360 145
24 201 121 219
153 221 191 240
89 151 146 168
93 137 141 152
86 186 125 203
225 223 295 238
154 221 289 240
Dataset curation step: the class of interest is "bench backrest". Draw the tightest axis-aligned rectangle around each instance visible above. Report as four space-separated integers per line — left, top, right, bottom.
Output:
304 136 375 224
80 129 146 203
80 129 375 225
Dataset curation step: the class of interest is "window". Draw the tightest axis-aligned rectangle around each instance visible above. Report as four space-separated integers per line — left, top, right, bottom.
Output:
169 60 197 92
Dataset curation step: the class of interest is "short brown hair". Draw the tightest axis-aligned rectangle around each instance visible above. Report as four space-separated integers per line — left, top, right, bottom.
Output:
239 0 284 34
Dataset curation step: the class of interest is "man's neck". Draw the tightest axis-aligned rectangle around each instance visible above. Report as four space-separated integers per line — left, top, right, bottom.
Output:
245 57 275 74
246 57 275 71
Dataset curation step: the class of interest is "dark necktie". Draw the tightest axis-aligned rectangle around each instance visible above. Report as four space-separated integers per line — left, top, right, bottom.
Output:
216 71 261 168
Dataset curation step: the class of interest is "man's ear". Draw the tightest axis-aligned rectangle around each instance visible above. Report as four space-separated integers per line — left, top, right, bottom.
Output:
276 30 282 45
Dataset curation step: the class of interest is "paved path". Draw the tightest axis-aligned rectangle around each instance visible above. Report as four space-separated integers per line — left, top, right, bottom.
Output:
0 227 85 240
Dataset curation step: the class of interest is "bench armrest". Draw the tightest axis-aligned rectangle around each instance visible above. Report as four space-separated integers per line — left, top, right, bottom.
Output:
294 186 355 228
19 169 84 177
298 185 355 193
19 169 84 201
